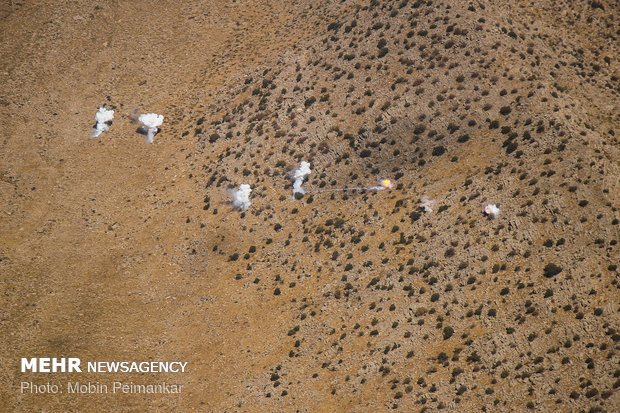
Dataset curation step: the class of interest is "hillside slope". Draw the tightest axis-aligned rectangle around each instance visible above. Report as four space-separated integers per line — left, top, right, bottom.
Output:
1 0 618 412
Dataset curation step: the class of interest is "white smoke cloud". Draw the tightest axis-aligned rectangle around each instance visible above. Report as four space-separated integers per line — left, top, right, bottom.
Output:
420 196 436 213
232 184 252 211
292 161 311 197
484 204 500 219
138 113 164 143
91 107 114 138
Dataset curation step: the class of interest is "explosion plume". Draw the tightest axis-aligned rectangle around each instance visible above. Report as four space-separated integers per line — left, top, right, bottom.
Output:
232 184 252 211
292 161 312 197
138 113 164 143
420 196 436 213
484 204 500 219
91 107 114 138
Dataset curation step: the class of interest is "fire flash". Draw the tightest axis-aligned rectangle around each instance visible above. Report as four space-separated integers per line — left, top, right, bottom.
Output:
380 179 393 189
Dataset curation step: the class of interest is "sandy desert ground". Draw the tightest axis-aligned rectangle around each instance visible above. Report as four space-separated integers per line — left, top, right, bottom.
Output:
1 0 618 412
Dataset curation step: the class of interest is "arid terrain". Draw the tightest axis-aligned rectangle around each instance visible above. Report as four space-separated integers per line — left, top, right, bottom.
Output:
1 0 618 412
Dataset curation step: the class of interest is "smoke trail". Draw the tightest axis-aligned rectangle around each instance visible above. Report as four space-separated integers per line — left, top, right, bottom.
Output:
484 204 500 219
138 113 164 143
292 161 311 197
91 107 114 138
420 196 436 213
308 187 369 193
232 184 252 210
306 179 393 194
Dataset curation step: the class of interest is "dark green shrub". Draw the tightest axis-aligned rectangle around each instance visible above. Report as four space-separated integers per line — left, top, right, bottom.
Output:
432 146 446 156
506 141 518 154
443 326 454 340
543 263 562 278
457 134 470 143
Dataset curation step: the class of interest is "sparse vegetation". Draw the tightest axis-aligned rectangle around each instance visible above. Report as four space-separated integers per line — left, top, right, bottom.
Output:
14 1 619 412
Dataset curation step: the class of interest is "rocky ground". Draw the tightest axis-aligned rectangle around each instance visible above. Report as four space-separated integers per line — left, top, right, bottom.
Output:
1 0 618 412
